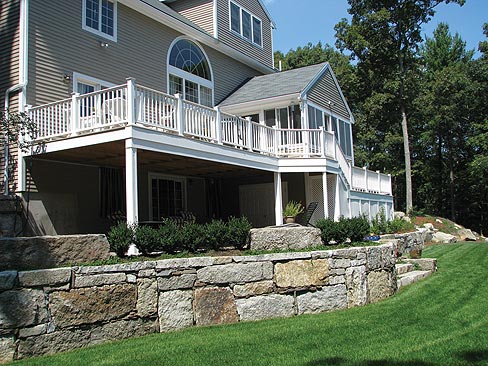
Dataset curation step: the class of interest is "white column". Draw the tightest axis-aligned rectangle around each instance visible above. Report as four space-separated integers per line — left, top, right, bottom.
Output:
214 106 222 144
176 93 184 136
334 175 341 221
71 92 80 134
322 172 329 219
126 78 136 125
125 139 138 225
246 117 253 151
274 172 283 226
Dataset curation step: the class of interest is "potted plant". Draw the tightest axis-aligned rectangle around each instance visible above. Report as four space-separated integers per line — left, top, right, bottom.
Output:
283 201 304 224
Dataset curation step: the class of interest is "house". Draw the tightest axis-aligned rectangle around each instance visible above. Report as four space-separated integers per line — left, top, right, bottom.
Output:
0 0 393 235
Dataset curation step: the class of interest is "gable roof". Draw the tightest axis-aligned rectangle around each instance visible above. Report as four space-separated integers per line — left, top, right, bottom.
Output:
219 63 327 107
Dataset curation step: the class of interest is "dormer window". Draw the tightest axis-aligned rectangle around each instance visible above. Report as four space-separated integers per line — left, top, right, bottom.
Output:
82 0 117 41
229 1 262 47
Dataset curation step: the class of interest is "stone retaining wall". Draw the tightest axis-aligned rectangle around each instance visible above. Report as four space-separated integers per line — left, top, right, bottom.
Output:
0 243 397 363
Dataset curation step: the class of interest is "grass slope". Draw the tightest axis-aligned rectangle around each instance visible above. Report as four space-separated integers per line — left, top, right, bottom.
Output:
12 243 488 366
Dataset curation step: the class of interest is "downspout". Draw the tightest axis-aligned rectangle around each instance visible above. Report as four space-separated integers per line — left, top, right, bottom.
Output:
3 0 28 195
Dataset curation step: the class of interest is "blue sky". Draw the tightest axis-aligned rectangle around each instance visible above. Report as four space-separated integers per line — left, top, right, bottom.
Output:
264 0 487 58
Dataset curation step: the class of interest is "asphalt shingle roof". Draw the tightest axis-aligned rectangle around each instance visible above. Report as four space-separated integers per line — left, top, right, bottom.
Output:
219 62 328 107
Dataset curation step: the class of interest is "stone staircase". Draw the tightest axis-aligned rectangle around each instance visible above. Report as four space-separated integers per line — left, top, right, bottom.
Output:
396 258 437 289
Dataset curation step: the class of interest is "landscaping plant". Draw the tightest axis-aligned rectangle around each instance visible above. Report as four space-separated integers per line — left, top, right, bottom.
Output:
106 222 134 257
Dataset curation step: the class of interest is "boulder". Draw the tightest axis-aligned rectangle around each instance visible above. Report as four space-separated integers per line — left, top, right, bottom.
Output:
432 231 457 244
249 224 322 251
456 228 477 241
0 234 111 271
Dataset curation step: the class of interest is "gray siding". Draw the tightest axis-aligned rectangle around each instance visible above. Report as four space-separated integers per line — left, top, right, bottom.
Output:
307 69 351 122
168 0 215 36
0 0 20 194
216 0 273 69
27 1 261 106
0 0 20 109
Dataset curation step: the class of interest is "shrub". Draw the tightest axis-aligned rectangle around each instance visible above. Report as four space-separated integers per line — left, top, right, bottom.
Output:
371 208 389 235
205 219 228 250
179 222 206 252
134 225 161 255
348 215 371 242
387 217 415 233
315 218 337 245
316 216 370 245
158 219 181 254
226 216 252 249
107 222 134 257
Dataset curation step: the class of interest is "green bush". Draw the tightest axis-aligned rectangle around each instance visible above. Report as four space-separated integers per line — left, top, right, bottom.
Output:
225 216 252 249
134 225 161 255
387 217 415 233
315 218 338 245
179 222 206 252
371 208 389 235
107 222 134 257
348 215 371 242
205 219 228 250
316 216 370 245
158 219 181 254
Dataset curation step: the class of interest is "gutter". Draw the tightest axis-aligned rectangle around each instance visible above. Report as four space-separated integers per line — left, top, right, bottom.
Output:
3 0 28 195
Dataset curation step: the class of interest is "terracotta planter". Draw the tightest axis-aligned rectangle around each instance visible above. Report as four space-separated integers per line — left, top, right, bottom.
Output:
284 216 296 224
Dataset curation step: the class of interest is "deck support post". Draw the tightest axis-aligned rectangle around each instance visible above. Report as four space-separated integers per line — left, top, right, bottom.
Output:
322 172 328 219
274 172 283 226
125 139 138 225
334 175 341 221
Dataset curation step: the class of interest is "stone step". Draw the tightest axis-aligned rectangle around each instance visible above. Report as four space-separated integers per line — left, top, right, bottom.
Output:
395 263 414 275
397 270 432 289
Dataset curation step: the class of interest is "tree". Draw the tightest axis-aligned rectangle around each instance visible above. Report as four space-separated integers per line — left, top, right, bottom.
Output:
416 23 474 220
0 111 39 195
335 0 464 214
273 42 358 105
466 23 488 234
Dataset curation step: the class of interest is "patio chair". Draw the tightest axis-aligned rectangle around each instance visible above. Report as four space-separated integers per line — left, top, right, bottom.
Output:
297 202 318 227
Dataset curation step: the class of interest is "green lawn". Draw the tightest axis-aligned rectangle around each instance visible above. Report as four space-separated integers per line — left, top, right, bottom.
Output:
12 243 488 366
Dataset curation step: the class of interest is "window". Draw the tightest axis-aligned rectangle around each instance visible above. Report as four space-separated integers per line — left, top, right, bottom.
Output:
150 175 186 220
229 1 262 47
82 0 117 41
73 73 116 123
168 39 213 107
339 120 353 157
308 105 325 129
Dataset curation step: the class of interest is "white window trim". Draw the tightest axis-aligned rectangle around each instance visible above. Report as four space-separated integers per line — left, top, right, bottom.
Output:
229 1 263 48
72 72 115 93
148 173 187 220
166 37 215 106
82 0 118 42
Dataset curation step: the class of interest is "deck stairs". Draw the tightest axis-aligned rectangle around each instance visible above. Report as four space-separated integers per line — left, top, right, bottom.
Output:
396 258 437 289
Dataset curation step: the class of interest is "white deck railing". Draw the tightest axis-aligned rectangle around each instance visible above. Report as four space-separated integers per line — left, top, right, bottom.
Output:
27 79 392 196
351 166 392 195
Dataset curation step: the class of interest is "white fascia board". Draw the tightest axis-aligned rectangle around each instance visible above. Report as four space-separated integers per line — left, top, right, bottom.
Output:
129 126 279 172
121 0 274 74
350 190 394 202
220 93 299 115
300 63 355 124
256 0 276 29
27 129 129 155
277 158 341 174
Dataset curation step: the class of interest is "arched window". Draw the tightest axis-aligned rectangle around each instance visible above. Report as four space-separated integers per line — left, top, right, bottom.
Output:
168 39 213 107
